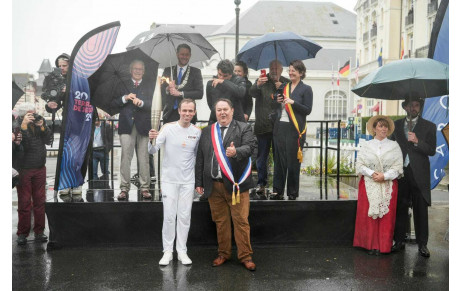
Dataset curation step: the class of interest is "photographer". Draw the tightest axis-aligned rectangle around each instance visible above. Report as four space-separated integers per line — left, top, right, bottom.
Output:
14 103 53 246
43 53 69 113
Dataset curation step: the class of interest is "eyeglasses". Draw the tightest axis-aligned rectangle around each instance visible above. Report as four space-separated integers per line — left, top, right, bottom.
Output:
132 68 144 72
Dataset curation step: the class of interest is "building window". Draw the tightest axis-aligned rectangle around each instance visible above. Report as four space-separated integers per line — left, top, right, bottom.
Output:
329 13 335 17
324 90 347 121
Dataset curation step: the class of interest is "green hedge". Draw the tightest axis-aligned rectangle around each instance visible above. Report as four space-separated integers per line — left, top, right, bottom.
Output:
361 115 406 134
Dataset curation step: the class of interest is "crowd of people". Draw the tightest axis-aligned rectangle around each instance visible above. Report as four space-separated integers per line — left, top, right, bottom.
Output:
12 43 437 270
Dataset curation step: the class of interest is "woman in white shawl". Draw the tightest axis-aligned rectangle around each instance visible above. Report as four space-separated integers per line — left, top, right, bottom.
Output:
353 115 403 255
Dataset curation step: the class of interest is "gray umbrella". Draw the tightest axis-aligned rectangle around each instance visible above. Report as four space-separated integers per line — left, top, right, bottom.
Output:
126 24 218 68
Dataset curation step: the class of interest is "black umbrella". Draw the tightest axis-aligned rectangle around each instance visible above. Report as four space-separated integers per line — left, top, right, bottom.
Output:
12 81 24 109
88 48 159 115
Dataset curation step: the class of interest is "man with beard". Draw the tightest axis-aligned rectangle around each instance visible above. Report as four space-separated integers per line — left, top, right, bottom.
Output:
390 96 436 257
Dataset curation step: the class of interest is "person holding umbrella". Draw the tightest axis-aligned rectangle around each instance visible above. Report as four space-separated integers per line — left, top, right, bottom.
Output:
353 116 403 255
249 60 289 199
271 60 313 200
390 96 436 257
161 44 204 124
112 60 154 200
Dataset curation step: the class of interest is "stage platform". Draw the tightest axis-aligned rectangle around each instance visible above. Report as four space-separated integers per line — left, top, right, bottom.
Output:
45 174 358 249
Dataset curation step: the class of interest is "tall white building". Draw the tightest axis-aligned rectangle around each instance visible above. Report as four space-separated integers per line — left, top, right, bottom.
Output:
180 0 358 134
352 0 440 117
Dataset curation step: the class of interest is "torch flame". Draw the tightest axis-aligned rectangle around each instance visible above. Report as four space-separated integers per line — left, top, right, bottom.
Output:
160 77 170 84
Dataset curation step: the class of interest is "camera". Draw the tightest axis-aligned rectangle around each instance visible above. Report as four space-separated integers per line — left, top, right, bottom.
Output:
41 67 66 103
33 113 43 123
276 82 287 97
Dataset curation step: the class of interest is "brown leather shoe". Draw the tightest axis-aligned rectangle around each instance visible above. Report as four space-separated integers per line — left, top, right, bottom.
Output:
212 256 227 267
142 190 152 199
117 191 127 200
242 260 256 271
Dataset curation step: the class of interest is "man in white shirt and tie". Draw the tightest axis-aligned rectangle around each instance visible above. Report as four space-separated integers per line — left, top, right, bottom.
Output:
161 43 204 124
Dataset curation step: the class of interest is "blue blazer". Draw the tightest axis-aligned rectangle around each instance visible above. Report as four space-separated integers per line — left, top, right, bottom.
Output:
112 79 153 136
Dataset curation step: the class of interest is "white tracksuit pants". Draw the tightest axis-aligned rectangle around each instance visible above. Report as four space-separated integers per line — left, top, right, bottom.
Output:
161 182 195 253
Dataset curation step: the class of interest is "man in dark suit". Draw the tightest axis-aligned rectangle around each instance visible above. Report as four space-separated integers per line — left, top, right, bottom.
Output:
161 44 203 124
390 97 436 257
206 59 247 124
195 98 257 271
112 60 153 200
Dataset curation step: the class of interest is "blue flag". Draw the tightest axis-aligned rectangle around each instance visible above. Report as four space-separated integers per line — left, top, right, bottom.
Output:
422 1 449 189
56 22 120 190
377 48 382 67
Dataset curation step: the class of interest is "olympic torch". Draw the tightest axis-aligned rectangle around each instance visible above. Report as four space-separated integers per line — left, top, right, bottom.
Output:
150 76 163 146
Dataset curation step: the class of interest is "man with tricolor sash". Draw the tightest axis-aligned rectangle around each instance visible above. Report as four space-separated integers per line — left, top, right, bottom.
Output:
195 98 257 271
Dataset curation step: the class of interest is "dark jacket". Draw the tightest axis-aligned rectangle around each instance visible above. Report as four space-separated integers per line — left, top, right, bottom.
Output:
206 75 247 124
390 117 436 205
15 118 53 170
249 74 290 135
242 77 253 119
195 119 257 198
93 121 114 153
161 65 203 123
272 81 313 137
112 79 153 136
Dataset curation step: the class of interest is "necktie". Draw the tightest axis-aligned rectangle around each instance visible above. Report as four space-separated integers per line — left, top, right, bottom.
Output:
134 81 138 88
173 68 183 110
220 126 227 139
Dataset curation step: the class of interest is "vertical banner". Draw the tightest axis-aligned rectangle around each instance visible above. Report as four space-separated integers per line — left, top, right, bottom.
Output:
422 0 449 189
55 22 120 191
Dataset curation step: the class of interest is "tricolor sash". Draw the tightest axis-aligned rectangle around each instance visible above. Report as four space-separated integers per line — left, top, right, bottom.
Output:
283 82 307 163
211 122 252 205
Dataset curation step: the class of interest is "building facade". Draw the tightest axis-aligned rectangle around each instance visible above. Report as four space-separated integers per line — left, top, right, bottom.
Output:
352 0 440 118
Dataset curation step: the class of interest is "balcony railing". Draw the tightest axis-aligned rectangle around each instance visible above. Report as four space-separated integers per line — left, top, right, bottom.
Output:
363 31 369 43
415 45 429 58
370 27 377 39
428 1 438 15
405 13 414 26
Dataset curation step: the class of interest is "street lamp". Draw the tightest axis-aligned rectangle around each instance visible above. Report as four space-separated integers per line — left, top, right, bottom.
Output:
235 0 241 59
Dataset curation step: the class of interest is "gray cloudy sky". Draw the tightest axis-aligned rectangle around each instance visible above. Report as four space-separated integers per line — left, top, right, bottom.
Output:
12 0 357 75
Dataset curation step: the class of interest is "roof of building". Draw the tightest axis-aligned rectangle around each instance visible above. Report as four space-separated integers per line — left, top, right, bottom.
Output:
38 59 53 73
12 73 34 88
210 0 356 39
304 48 356 71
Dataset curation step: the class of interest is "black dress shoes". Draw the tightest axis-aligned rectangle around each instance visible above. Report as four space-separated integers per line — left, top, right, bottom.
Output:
288 195 297 200
391 241 406 252
418 245 431 257
269 193 284 200
367 249 381 256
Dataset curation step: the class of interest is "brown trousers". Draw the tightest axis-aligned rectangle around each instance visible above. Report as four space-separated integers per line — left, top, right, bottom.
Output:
208 181 253 262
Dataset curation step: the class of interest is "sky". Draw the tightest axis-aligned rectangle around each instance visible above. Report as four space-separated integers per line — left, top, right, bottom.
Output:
11 0 357 76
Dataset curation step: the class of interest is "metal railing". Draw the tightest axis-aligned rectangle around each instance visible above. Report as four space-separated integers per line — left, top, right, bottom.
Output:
405 13 414 26
50 119 344 198
303 120 342 200
370 26 377 38
363 31 369 43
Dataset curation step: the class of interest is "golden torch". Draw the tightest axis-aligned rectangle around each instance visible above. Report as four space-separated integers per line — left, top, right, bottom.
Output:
150 76 163 146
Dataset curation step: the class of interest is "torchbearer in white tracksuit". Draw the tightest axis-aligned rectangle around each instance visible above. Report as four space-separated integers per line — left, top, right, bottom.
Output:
148 98 201 266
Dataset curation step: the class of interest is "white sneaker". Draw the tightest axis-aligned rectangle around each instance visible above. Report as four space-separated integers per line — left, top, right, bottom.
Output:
159 251 173 266
177 252 192 265
71 186 82 195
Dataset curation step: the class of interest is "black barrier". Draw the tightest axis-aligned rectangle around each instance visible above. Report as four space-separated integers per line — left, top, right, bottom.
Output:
49 119 342 197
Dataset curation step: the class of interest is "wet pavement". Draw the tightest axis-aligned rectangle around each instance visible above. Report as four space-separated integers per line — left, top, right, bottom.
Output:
12 156 449 290
12 205 449 290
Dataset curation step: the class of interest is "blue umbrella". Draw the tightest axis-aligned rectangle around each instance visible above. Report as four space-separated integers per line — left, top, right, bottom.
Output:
237 31 322 70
